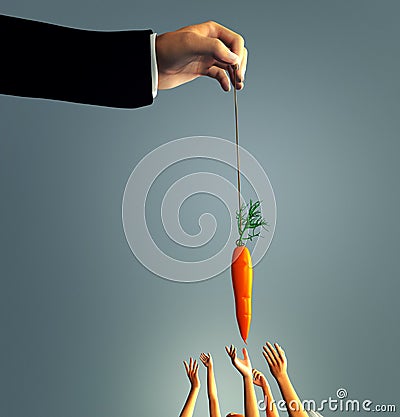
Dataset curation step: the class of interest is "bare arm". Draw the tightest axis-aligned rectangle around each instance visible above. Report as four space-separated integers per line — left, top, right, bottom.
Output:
262 343 308 417
200 353 222 417
226 345 260 417
179 358 200 417
253 369 280 417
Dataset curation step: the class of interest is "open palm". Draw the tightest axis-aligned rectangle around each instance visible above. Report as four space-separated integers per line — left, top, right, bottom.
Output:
183 357 200 389
225 345 252 377
200 352 213 368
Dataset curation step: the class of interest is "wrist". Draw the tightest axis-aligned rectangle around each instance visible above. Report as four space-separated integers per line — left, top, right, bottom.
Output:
276 373 290 385
262 382 271 394
243 373 253 382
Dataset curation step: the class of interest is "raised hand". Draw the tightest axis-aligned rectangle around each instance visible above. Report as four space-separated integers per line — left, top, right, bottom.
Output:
252 368 269 389
263 342 287 382
225 344 253 378
183 357 200 389
262 342 309 417
200 352 213 368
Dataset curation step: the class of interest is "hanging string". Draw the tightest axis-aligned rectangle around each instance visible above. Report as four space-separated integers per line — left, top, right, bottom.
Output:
233 64 242 231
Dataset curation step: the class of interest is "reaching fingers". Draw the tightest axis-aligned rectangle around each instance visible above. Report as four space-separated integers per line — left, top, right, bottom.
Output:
200 353 208 366
242 347 249 361
225 344 236 360
263 344 277 366
275 343 286 361
262 351 273 368
206 66 231 91
267 342 281 363
183 360 189 374
231 345 236 359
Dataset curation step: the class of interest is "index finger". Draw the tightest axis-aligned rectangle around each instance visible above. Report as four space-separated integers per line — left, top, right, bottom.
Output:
207 21 245 58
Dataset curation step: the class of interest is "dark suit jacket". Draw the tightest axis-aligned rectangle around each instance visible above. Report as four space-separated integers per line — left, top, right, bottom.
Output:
0 14 154 108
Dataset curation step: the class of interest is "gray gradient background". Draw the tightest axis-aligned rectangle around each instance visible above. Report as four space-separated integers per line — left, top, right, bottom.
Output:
1 1 399 417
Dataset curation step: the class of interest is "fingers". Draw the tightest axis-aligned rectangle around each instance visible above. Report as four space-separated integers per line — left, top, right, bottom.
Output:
238 47 248 86
225 344 236 360
206 21 247 87
184 357 198 374
267 342 280 363
205 67 231 92
227 64 245 91
262 350 273 368
263 344 277 366
206 21 245 62
242 347 249 361
199 352 209 366
275 343 286 360
183 360 189 374
206 37 240 65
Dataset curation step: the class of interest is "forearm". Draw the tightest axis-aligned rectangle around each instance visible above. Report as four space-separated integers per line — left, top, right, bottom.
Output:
243 376 260 417
207 365 221 417
179 387 200 417
262 384 279 417
276 375 308 417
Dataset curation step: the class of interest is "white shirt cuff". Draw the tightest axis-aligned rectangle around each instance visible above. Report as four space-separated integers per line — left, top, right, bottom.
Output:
150 33 158 99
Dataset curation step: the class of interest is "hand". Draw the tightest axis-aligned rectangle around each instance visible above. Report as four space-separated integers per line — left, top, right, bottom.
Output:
200 352 213 368
252 368 269 389
156 21 247 91
262 342 287 382
225 344 253 378
183 357 200 389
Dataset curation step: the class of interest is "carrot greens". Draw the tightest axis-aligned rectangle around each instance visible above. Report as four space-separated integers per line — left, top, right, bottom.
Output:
236 200 268 246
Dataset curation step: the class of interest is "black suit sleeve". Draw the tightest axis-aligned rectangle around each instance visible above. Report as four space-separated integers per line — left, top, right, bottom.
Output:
0 14 154 108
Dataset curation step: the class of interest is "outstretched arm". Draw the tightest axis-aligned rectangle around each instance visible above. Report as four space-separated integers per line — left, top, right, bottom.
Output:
200 353 222 417
226 345 260 417
180 358 200 417
262 342 308 417
252 369 280 417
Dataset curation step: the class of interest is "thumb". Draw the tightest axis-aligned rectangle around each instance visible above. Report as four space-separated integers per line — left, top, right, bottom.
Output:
242 348 249 360
200 37 240 65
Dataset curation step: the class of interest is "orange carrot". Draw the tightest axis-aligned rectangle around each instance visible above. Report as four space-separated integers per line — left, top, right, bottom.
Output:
231 245 253 344
231 200 267 343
